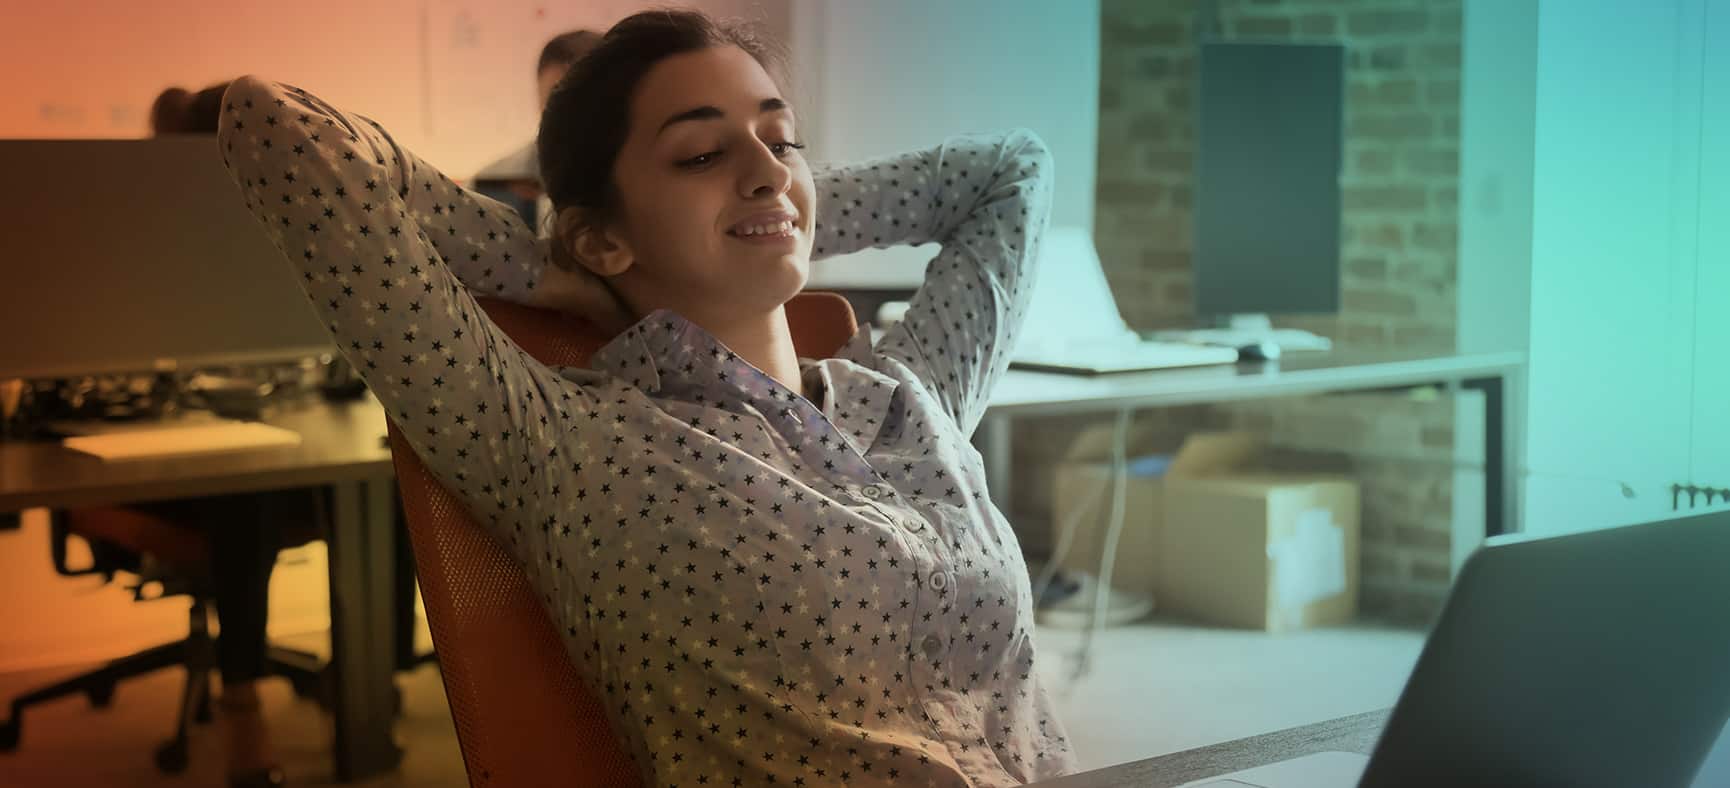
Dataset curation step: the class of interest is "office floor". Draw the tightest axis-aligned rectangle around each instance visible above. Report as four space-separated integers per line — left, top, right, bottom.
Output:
0 617 1424 786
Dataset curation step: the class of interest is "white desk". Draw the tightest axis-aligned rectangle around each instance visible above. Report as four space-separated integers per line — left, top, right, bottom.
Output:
1027 708 1387 787
979 351 1524 538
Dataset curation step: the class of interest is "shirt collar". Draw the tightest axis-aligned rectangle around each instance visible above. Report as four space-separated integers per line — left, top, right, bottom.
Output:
588 308 899 453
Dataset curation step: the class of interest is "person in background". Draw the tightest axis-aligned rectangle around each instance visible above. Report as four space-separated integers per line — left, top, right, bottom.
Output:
149 83 228 135
473 28 602 235
536 29 603 111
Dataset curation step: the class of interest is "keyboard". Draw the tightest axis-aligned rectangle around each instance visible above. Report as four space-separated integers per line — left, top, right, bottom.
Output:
1151 326 1334 352
1011 339 1240 374
60 422 303 461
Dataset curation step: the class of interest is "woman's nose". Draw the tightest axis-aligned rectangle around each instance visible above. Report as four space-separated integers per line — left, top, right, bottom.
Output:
739 143 792 198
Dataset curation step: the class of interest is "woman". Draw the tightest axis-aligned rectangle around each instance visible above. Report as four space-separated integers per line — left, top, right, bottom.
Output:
217 8 1071 786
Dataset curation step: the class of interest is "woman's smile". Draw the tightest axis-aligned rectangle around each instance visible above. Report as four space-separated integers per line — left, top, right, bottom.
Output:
724 209 800 245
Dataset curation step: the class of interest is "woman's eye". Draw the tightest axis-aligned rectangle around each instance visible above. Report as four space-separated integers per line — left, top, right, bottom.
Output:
677 151 720 169
678 141 806 169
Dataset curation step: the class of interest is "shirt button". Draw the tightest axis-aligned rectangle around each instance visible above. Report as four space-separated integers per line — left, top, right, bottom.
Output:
903 518 924 532
928 572 947 590
862 484 887 500
922 634 943 658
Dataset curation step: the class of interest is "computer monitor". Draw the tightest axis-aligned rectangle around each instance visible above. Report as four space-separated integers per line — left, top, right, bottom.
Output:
1194 41 1345 320
0 138 335 380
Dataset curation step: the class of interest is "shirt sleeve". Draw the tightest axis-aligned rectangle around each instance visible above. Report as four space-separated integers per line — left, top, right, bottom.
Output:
214 74 597 548
808 130 1054 437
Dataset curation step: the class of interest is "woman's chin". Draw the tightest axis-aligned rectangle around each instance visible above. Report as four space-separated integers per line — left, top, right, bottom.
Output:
735 248 808 281
743 263 809 309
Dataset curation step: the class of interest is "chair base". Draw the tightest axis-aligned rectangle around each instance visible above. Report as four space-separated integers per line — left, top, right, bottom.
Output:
1 598 214 774
0 598 352 772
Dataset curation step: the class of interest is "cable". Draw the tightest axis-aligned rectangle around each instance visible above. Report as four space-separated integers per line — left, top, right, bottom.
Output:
1069 407 1133 686
1031 410 1141 692
1030 448 1111 613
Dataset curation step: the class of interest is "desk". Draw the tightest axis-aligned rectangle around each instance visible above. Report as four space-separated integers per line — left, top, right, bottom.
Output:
1029 708 1388 787
981 352 1524 538
0 393 402 782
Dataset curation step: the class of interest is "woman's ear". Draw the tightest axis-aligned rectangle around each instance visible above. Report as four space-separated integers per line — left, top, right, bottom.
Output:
556 206 634 278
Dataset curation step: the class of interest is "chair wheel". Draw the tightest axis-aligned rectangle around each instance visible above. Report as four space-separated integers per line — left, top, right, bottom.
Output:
86 681 115 708
154 739 190 774
0 717 19 752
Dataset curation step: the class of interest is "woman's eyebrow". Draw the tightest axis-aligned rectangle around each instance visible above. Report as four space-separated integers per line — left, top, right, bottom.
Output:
657 97 790 138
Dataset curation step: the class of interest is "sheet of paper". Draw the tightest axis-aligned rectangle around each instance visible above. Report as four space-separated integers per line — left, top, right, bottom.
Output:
62 423 302 462
1267 507 1347 610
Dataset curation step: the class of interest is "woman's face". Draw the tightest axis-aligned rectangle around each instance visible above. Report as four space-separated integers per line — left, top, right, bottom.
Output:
603 45 815 324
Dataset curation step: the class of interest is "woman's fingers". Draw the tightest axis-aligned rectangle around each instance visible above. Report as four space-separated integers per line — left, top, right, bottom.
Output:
532 264 636 335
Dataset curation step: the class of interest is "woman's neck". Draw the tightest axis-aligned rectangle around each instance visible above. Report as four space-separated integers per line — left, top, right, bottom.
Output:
691 304 812 403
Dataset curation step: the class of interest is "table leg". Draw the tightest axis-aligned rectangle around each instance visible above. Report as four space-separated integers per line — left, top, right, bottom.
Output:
975 413 1013 513
325 478 403 781
1464 375 1509 538
391 492 421 671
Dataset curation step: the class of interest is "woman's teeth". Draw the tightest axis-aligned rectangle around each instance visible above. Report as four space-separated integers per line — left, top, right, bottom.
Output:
733 221 794 236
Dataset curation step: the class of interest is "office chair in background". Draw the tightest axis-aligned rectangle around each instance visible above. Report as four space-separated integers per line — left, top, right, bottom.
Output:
386 292 860 788
0 502 327 774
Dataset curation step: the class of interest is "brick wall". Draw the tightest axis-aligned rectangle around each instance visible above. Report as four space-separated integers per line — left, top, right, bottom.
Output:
1013 0 1464 624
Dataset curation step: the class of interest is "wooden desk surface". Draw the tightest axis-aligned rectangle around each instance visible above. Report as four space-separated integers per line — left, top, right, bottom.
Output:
0 393 393 511
1031 709 1389 788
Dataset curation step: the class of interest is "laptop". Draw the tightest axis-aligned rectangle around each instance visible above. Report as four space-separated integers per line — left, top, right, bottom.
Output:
1178 509 1730 788
1011 228 1240 374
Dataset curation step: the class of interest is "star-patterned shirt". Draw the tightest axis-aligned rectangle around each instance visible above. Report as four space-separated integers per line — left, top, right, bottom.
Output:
216 75 1073 787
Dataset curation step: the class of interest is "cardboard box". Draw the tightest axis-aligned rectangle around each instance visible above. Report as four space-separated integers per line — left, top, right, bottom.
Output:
1050 426 1255 600
1161 470 1360 631
1051 431 1359 632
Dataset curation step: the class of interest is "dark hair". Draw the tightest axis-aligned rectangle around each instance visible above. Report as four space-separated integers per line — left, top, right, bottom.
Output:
149 88 193 134
537 30 602 74
149 82 229 135
536 8 787 270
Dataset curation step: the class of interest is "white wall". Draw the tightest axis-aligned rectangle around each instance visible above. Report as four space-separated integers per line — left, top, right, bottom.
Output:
790 0 1102 289
1692 2 1730 497
0 0 788 180
1522 0 1706 534
1454 0 1538 562
2 0 1088 291
1457 1 1536 361
1457 0 1730 545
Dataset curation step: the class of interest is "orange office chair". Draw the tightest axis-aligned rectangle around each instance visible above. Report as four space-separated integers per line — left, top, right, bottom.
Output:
385 292 860 788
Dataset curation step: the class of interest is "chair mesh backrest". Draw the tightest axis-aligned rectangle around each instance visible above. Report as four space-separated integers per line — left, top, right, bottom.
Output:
385 293 858 788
